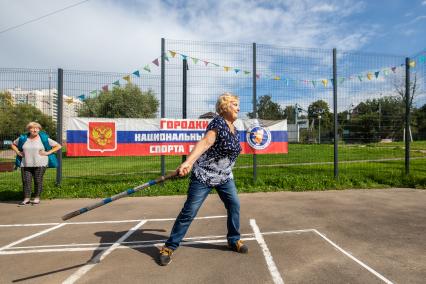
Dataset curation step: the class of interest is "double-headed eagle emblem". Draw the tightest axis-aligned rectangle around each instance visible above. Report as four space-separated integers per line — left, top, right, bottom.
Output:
91 126 113 147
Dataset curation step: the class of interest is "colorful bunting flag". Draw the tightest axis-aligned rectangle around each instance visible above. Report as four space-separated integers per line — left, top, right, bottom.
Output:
65 98 74 105
419 55 425 63
358 75 363 82
391 67 396 73
256 74 260 79
143 65 151 72
152 58 159 66
374 71 380 78
102 85 109 92
203 61 209 66
312 81 317 88
180 54 188 60
169 51 176 58
339 78 345 84
244 71 250 75
274 76 280 80
192 58 199 64
321 79 328 87
164 55 169 62
113 80 120 86
224 66 231 72
78 94 85 101
409 60 416 68
234 69 240 74
132 70 140 77
123 75 131 83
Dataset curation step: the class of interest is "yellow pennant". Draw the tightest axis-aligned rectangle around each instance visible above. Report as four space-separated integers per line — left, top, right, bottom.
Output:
321 79 328 87
224 66 231 72
273 76 280 80
409 60 416 68
123 75 131 83
169 51 177 58
367 73 373 80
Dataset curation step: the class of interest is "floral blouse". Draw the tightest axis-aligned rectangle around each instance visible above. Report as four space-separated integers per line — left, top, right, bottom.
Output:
192 115 241 186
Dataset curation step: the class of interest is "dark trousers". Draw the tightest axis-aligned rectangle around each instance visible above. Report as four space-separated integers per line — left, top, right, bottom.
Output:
21 167 47 198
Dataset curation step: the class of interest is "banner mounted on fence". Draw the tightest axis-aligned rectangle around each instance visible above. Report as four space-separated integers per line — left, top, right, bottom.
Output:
66 118 288 156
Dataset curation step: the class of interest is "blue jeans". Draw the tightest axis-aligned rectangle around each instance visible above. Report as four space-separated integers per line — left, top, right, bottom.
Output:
165 177 241 250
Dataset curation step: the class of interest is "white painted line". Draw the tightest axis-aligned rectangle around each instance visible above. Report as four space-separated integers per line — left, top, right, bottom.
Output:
250 219 284 284
313 229 394 284
62 220 147 284
0 229 316 255
0 236 257 255
0 223 66 251
0 215 227 227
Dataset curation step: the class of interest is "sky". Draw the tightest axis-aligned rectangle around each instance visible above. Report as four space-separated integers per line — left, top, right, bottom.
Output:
0 0 425 116
0 0 425 72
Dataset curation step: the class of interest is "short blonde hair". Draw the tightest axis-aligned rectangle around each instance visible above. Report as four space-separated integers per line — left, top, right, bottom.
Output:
26 121 42 131
215 92 239 116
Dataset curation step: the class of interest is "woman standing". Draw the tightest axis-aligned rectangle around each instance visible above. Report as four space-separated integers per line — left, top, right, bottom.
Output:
11 122 61 206
159 93 248 266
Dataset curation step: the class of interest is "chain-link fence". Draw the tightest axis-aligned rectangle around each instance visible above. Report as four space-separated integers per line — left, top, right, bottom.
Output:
1 39 425 198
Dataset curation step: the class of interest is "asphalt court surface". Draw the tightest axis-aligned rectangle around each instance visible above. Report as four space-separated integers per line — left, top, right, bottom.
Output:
0 188 425 283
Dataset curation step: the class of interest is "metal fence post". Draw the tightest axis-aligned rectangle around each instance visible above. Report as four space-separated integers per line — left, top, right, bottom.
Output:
56 68 63 186
182 58 188 163
161 38 166 176
333 48 339 178
252 42 257 183
405 57 411 175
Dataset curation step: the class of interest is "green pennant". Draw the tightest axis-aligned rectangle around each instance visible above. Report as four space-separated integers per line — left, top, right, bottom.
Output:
113 80 120 86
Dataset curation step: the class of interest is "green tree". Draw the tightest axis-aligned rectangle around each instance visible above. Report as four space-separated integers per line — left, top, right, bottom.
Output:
346 96 404 142
307 100 333 141
0 91 13 109
413 104 426 140
248 95 286 120
0 104 57 139
78 84 159 118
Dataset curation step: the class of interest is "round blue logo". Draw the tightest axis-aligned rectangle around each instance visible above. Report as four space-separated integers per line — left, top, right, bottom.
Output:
246 126 272 150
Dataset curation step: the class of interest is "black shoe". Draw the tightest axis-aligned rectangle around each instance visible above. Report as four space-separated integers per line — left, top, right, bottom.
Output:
229 240 248 254
159 246 174 266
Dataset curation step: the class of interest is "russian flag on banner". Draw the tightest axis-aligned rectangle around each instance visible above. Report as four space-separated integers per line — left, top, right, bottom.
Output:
66 118 288 156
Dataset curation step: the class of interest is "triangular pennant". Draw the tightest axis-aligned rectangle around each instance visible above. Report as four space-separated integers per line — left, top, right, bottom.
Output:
164 55 169 62
339 77 345 84
273 76 280 80
65 98 74 105
409 60 416 68
102 85 109 92
224 66 231 72
358 75 363 82
213 63 220 67
90 90 98 96
152 58 159 66
203 61 209 66
391 67 396 73
321 79 328 87
285 79 289 86
234 69 240 74
312 81 317 88
243 71 250 75
192 57 199 64
78 94 85 101
367 73 373 80
169 51 176 58
256 73 260 79
180 54 188 60
143 65 151 72
383 69 389 76
113 80 120 86
123 75 131 83
419 55 425 63
132 70 140 77
374 71 380 78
